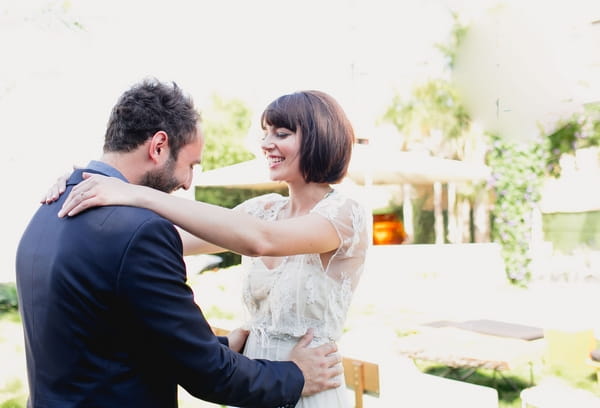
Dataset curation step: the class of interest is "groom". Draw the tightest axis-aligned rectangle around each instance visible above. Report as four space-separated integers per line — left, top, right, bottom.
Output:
16 78 341 408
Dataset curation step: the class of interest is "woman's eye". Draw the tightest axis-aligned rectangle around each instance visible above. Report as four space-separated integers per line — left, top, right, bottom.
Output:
261 128 291 140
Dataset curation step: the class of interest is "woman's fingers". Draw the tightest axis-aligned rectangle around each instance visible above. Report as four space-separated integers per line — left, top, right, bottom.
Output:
40 173 70 204
41 186 58 204
58 176 98 217
57 172 135 218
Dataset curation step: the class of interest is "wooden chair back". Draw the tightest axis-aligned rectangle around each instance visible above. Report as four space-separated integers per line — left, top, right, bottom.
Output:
342 356 380 408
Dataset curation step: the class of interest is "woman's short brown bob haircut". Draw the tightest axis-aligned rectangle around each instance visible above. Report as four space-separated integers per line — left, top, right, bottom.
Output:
261 90 355 184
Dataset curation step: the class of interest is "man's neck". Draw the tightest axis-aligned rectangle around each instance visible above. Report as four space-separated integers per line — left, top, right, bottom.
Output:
100 151 148 184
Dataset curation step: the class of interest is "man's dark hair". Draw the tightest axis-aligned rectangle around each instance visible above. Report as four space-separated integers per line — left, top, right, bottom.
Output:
261 90 355 184
104 78 199 159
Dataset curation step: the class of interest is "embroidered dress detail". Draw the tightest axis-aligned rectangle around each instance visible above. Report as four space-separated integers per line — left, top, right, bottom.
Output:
234 191 369 408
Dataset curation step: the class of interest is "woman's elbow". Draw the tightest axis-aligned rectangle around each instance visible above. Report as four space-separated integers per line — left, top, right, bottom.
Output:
241 243 268 257
238 233 275 257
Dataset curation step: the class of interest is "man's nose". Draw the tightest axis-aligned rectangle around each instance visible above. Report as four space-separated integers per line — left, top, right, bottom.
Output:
181 171 193 190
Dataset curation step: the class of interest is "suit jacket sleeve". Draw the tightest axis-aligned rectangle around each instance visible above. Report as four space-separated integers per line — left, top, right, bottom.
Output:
117 216 303 407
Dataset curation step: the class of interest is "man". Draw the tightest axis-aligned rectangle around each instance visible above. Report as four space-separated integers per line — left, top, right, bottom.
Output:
16 78 341 408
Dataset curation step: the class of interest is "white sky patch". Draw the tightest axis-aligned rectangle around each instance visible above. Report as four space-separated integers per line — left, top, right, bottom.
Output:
1 0 598 281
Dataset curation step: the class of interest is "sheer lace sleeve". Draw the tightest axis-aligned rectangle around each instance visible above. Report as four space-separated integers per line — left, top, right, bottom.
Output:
311 192 369 290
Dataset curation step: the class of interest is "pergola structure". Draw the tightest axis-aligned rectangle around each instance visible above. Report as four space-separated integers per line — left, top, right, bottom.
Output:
347 145 491 244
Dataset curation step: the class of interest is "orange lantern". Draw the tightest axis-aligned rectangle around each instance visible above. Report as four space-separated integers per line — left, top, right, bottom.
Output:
372 214 406 245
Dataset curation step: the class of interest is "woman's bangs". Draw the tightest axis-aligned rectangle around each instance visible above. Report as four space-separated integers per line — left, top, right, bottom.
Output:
261 96 298 131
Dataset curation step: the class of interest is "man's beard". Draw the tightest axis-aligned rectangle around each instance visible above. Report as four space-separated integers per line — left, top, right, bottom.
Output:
139 156 180 193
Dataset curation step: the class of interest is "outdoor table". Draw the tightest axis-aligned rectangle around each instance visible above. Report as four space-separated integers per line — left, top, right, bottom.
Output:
396 322 545 388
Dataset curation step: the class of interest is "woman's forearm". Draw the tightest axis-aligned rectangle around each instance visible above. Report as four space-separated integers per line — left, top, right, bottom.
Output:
178 227 225 256
60 174 338 257
135 185 275 256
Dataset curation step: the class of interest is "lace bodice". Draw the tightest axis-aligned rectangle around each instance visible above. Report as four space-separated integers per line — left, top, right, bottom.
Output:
236 190 368 342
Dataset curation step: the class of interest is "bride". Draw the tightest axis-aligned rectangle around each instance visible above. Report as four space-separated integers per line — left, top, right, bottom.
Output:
54 90 369 408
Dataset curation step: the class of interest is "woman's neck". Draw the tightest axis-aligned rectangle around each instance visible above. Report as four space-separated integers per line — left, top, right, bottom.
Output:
285 182 333 218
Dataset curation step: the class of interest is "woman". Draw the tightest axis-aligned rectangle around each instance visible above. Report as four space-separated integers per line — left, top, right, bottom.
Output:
52 90 368 408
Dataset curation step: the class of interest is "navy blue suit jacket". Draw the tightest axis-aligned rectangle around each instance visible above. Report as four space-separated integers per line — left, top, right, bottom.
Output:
16 169 303 408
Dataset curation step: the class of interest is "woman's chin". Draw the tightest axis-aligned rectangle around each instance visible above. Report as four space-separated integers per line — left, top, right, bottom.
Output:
267 170 283 181
268 174 289 184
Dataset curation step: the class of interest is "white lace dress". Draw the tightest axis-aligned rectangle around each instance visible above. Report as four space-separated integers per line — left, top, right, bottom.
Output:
234 190 369 408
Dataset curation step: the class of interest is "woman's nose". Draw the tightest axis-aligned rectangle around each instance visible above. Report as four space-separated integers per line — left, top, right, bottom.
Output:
261 135 275 150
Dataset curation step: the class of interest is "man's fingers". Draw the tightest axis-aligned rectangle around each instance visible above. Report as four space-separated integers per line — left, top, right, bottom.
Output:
327 374 343 388
322 365 343 389
331 363 343 377
325 351 342 368
314 341 337 358
296 328 314 348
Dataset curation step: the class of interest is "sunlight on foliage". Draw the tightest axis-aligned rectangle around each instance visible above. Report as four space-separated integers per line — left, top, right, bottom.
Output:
487 134 547 285
200 95 255 172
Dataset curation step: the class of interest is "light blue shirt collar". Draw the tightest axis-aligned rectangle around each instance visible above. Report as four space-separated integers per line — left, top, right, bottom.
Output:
86 160 128 183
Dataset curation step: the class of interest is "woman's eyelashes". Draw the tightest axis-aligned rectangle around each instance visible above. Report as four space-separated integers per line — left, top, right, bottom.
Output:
275 127 294 138
262 131 291 140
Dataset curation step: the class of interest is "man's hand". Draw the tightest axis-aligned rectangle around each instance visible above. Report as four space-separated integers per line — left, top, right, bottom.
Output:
289 329 342 397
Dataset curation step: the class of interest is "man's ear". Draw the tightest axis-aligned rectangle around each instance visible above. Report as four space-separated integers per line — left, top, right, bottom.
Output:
148 131 169 164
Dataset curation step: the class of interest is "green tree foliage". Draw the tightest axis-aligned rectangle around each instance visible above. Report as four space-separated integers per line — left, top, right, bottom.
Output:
545 104 600 178
200 94 256 171
381 8 599 287
381 79 471 158
434 11 469 71
381 12 472 159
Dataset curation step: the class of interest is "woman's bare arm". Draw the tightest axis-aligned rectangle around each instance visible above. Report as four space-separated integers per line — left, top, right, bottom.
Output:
60 173 339 257
177 227 225 256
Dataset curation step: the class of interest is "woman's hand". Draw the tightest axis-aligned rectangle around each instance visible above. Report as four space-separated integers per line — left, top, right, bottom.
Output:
227 328 249 353
41 165 84 204
58 173 137 217
41 171 71 204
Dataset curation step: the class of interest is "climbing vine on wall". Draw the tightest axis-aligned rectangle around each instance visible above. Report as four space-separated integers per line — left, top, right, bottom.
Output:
486 134 548 286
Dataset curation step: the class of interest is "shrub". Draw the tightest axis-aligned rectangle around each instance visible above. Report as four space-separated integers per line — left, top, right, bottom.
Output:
0 283 18 313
